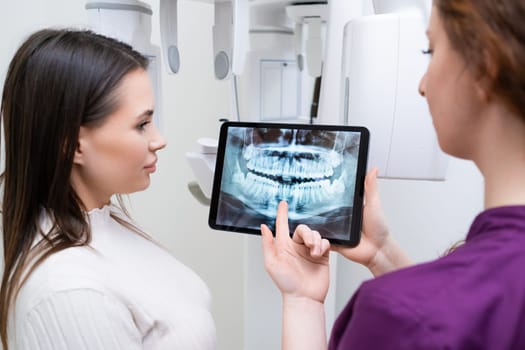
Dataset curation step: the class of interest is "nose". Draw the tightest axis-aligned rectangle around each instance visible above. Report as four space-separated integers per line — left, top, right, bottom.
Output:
418 72 427 97
149 125 167 151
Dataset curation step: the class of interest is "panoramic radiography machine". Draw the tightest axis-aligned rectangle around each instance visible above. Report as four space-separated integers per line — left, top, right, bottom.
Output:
180 0 448 205
85 0 446 203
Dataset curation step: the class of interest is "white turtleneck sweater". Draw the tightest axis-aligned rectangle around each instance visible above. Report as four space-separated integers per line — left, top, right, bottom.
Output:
8 206 216 350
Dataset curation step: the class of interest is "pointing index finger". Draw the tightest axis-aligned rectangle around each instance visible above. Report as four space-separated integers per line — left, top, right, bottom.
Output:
275 201 290 242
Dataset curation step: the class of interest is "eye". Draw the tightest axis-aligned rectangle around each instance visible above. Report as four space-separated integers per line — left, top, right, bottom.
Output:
137 119 151 131
421 48 434 56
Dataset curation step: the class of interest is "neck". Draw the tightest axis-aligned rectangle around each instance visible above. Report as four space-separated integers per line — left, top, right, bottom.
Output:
484 166 525 209
475 104 525 209
70 169 111 211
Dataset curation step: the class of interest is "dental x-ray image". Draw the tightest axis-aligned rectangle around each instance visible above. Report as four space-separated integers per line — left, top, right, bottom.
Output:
209 122 369 246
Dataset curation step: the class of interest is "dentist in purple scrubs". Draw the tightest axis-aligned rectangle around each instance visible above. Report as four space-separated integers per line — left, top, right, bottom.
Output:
261 0 525 348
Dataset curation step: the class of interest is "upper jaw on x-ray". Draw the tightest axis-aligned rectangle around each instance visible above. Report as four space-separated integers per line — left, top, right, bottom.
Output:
219 127 360 229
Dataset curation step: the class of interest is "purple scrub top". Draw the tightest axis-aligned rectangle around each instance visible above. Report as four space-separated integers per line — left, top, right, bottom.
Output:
329 206 525 349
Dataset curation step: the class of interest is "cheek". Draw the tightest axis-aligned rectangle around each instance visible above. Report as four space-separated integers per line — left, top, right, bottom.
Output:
93 136 148 173
421 71 453 153
117 145 150 176
423 64 456 128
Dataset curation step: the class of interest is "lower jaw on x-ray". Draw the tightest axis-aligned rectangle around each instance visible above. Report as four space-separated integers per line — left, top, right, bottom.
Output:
210 123 367 243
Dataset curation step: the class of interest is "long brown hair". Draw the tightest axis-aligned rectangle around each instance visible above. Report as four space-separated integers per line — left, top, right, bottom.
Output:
434 0 525 118
0 29 148 349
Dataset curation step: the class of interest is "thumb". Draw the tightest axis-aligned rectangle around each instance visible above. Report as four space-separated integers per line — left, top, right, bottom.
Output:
364 167 380 206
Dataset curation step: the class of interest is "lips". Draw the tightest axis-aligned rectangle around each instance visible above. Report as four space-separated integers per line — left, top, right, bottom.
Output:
144 158 157 171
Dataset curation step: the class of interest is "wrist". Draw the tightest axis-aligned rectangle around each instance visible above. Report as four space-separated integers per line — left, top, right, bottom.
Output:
281 294 327 350
282 294 325 310
368 236 412 276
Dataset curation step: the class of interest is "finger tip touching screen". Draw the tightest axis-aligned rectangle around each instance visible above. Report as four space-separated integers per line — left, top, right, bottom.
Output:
208 121 369 247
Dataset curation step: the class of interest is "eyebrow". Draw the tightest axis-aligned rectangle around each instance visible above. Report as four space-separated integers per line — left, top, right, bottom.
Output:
137 109 154 119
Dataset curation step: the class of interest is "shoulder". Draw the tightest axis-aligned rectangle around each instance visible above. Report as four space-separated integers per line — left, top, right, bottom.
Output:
10 287 143 350
330 258 457 349
15 245 109 317
10 244 145 350
331 242 525 349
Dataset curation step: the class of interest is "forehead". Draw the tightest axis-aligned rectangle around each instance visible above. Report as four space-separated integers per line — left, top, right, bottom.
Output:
428 6 442 35
109 69 154 118
115 69 154 106
91 69 154 129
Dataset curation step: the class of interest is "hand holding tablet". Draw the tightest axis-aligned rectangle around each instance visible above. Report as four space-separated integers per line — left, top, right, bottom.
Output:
208 121 369 246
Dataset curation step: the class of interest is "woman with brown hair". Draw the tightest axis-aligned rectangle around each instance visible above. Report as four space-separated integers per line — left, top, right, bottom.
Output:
0 29 215 349
261 0 525 348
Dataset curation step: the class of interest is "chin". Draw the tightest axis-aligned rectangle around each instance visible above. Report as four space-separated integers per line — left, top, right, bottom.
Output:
139 181 151 191
131 179 152 193
439 142 471 160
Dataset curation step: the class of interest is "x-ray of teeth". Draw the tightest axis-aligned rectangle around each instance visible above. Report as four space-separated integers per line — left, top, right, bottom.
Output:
216 126 362 240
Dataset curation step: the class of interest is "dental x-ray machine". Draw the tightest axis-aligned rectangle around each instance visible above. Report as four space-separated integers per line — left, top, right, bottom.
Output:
84 0 446 201
180 0 447 205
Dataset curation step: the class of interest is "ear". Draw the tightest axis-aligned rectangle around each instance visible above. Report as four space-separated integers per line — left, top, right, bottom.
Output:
74 126 88 166
474 78 491 103
475 49 498 103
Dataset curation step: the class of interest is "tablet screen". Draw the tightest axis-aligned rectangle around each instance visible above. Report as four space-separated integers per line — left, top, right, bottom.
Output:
208 121 369 246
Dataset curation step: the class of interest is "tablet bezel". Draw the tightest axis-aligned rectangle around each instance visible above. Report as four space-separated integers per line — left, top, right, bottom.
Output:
208 121 369 247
